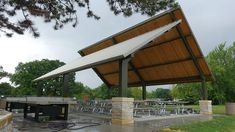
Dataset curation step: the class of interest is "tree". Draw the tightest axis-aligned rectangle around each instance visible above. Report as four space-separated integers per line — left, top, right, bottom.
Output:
0 66 14 97
0 66 8 80
70 81 93 99
127 87 142 99
207 42 235 103
91 83 119 99
146 91 154 99
10 59 75 96
0 82 14 96
153 88 172 100
171 83 200 104
70 82 86 96
0 0 177 37
171 42 235 104
92 83 109 99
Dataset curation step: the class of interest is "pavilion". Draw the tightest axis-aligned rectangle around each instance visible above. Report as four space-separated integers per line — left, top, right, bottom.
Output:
34 6 213 124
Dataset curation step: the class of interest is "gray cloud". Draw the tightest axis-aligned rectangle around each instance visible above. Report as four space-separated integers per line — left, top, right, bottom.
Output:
179 0 235 54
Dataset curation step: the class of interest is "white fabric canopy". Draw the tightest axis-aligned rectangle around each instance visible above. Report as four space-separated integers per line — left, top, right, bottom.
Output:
34 20 181 81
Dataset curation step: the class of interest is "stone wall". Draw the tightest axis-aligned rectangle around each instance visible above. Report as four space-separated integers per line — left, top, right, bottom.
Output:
112 97 134 125
0 100 6 109
225 103 235 115
0 110 13 132
68 104 77 113
199 100 212 115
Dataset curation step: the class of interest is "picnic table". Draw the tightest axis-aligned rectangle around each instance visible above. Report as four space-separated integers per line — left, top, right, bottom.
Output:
133 100 189 116
5 97 76 121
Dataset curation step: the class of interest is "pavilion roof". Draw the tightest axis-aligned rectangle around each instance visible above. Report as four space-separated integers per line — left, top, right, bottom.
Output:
35 7 213 88
77 7 213 87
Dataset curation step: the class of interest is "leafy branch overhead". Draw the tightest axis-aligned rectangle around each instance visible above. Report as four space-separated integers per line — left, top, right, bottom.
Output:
107 0 177 16
0 0 177 37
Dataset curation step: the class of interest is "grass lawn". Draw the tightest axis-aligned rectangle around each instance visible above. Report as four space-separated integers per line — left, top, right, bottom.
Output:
160 105 233 132
165 105 225 114
184 105 225 114
169 116 235 132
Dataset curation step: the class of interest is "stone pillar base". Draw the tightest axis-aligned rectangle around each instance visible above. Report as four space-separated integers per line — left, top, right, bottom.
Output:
112 97 134 125
225 102 235 115
199 100 212 115
0 100 6 109
0 110 13 132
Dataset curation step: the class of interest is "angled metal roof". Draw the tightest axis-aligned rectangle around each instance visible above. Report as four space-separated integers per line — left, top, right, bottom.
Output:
78 7 213 88
34 20 181 81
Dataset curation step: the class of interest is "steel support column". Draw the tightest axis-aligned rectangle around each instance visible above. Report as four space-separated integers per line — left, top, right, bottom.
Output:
113 37 146 98
63 74 69 97
201 79 207 100
108 88 111 99
37 81 43 96
119 57 131 97
142 85 146 100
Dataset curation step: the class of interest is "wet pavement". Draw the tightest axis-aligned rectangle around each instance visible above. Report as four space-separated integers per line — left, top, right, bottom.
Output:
13 113 111 132
12 113 213 132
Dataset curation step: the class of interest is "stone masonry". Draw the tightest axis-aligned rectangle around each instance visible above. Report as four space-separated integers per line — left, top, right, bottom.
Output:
0 110 13 132
225 103 235 115
112 97 134 125
199 100 212 115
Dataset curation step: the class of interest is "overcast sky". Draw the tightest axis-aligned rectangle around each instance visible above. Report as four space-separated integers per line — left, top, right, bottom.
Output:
0 0 235 89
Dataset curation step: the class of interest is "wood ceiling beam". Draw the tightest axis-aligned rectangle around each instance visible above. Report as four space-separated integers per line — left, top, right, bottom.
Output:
141 34 191 51
128 75 202 87
110 75 212 88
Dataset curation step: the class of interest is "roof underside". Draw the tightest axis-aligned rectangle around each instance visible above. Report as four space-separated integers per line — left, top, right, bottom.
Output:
78 7 213 88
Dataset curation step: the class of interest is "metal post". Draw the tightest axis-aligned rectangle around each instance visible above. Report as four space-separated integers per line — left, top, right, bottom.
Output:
63 74 69 97
37 81 43 96
108 87 111 99
23 104 28 118
142 85 146 100
113 37 146 98
201 79 207 100
64 104 69 120
35 105 39 121
5 102 8 111
119 57 131 97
